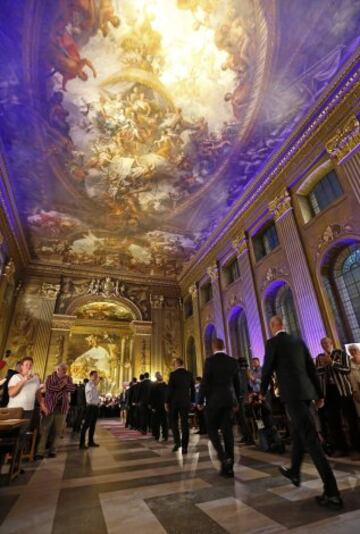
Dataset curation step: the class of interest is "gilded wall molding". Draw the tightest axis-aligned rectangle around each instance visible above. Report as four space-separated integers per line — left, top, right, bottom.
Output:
316 223 353 256
232 236 248 257
261 266 289 290
188 283 198 299
40 282 60 299
326 114 360 163
150 294 164 309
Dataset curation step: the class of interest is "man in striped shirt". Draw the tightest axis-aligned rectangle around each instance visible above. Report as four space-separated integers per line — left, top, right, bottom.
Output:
35 362 75 460
316 338 360 460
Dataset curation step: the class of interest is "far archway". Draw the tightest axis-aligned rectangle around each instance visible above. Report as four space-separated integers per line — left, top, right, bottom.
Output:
204 323 217 358
228 305 251 362
265 281 301 337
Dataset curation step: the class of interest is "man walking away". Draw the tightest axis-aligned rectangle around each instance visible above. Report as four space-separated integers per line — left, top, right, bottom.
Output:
166 358 195 454
150 372 168 441
138 372 152 434
198 338 241 478
260 316 342 511
80 370 100 449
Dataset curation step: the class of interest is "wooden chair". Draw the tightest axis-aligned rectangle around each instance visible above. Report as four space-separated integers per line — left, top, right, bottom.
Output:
0 407 24 484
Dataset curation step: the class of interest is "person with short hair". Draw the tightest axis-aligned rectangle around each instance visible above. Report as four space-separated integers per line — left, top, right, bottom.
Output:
198 338 241 477
80 370 100 449
316 337 360 459
166 358 195 454
348 344 360 418
150 372 168 441
261 316 342 510
35 362 75 459
7 357 41 436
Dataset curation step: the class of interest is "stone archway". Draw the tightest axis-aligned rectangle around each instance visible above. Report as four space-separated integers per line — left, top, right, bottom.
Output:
45 297 152 390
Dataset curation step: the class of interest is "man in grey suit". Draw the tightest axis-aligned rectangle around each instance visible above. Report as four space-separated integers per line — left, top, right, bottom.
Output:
261 316 342 510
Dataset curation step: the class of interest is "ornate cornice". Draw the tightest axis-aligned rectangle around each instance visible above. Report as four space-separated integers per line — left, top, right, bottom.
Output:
269 189 292 221
51 314 77 331
325 114 360 163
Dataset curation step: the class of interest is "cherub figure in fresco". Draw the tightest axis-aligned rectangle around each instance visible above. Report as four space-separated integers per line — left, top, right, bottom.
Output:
48 92 70 136
66 0 97 33
50 20 97 90
98 0 121 37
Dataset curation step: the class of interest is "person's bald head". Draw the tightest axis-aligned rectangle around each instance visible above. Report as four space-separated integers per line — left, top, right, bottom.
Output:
212 338 225 352
270 315 284 336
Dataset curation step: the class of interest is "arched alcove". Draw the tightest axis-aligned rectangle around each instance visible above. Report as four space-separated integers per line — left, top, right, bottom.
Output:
228 305 251 361
264 280 301 337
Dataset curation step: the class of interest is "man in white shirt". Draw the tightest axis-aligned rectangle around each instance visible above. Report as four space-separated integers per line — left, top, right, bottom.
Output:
80 370 100 449
7 356 42 442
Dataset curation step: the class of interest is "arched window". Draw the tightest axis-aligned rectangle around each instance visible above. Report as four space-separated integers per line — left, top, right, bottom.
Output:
265 282 301 337
229 306 251 361
322 244 360 344
204 323 217 357
186 336 197 376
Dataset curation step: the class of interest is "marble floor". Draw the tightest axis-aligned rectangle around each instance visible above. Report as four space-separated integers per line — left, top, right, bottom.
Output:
1 420 360 534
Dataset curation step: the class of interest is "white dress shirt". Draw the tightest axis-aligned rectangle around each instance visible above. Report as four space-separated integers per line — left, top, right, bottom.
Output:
85 381 100 406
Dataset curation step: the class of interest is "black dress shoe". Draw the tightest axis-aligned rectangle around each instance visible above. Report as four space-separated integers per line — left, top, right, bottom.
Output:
279 466 301 487
88 442 100 447
48 452 57 458
315 493 343 510
79 444 88 450
220 459 234 478
182 448 188 455
172 444 180 452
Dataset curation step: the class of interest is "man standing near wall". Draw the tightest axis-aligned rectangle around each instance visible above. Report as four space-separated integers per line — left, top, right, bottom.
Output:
36 362 75 460
80 370 100 449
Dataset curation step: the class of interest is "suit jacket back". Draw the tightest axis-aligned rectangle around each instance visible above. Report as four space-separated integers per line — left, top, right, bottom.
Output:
167 368 195 408
199 352 241 408
261 332 322 402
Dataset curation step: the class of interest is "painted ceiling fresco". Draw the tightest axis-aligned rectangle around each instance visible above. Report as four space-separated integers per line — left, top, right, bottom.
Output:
0 0 360 278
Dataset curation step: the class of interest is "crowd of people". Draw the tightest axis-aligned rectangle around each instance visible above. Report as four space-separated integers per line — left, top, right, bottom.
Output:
1 314 360 511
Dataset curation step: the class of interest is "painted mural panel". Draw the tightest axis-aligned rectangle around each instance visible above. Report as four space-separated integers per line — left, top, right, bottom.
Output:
0 0 359 277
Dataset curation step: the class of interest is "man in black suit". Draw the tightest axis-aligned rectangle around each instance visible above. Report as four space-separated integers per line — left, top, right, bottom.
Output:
166 358 195 454
260 315 342 510
138 372 152 434
198 338 241 477
150 372 168 441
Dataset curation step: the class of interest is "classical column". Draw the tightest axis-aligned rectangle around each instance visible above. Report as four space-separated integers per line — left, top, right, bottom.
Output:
131 321 152 377
189 283 203 373
326 114 360 202
232 236 265 358
34 283 61 379
45 314 76 379
150 294 164 374
207 263 227 345
269 189 326 355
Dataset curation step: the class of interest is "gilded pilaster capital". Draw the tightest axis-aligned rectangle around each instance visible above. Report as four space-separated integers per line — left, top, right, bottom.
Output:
188 283 198 299
207 264 219 282
150 294 164 309
269 189 292 221
3 258 15 279
325 114 360 163
232 236 248 257
40 282 60 299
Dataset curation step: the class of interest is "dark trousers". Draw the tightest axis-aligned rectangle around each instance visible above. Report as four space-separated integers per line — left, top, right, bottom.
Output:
140 405 151 433
80 405 99 445
171 406 189 449
324 385 360 452
195 407 207 434
238 397 252 442
73 406 86 432
286 401 339 497
152 409 168 440
206 406 234 463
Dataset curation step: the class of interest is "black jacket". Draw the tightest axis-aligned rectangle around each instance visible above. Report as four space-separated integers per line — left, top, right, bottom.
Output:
199 352 241 408
138 378 153 406
260 332 322 402
0 368 18 407
150 382 168 411
167 368 195 408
